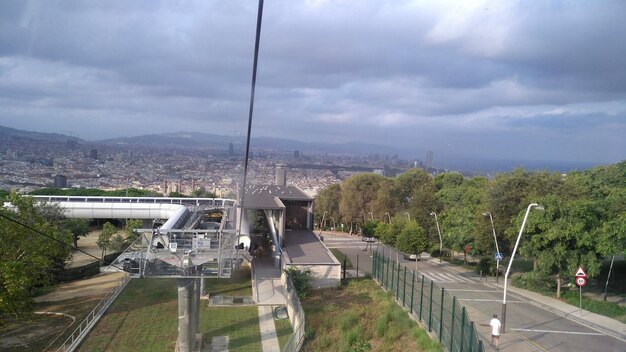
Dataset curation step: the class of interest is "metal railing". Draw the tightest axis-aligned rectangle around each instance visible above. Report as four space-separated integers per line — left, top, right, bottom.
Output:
56 274 131 352
372 252 485 352
282 273 306 352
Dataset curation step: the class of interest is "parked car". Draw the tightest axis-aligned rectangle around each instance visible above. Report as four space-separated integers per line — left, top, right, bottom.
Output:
362 236 376 242
403 252 420 261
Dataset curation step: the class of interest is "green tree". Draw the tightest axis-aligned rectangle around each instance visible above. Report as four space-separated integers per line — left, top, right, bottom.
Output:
97 222 117 259
0 192 72 320
315 183 341 227
396 221 428 259
520 196 602 298
125 219 143 244
393 168 438 240
63 218 91 248
340 173 386 233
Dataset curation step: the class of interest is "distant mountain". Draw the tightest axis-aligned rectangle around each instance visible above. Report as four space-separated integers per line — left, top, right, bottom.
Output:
0 125 81 143
98 131 407 156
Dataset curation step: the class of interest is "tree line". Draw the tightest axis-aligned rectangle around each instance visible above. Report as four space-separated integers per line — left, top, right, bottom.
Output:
0 191 143 324
315 161 625 296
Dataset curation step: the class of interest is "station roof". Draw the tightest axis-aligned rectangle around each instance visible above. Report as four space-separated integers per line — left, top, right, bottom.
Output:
242 185 313 210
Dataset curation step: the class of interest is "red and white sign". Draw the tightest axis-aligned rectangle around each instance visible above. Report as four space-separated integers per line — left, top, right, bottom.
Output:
575 266 587 278
575 277 587 287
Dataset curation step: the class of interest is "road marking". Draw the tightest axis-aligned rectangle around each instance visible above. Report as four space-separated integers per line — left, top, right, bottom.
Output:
511 328 605 336
445 289 499 293
458 298 525 303
420 272 477 284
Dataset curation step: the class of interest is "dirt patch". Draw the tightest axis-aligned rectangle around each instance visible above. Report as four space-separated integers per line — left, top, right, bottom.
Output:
35 272 128 302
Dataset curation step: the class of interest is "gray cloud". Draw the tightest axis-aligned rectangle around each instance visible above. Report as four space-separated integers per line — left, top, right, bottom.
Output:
0 0 624 164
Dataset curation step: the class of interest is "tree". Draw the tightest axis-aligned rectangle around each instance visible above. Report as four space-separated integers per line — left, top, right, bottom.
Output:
125 219 143 244
520 196 602 298
315 183 341 226
393 168 438 240
97 222 117 259
340 173 386 233
396 221 428 271
63 218 91 248
0 192 72 320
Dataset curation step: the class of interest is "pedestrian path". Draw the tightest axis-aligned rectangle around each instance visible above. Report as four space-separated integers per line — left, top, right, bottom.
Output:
251 258 285 352
420 271 478 284
258 306 281 352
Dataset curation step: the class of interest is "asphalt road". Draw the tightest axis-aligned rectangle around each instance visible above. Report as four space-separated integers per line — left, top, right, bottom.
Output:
323 232 626 352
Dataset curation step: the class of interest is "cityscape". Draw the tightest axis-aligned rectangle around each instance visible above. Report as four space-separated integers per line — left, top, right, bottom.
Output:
0 125 441 197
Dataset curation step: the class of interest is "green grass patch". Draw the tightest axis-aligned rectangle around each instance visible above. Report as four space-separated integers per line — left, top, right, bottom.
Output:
274 315 293 351
302 278 442 352
561 290 626 323
205 265 253 297
330 249 353 269
79 268 262 351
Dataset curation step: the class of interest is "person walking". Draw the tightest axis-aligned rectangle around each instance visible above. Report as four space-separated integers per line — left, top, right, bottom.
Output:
489 314 502 349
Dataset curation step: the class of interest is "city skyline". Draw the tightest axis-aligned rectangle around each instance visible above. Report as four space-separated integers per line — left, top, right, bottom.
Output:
1 1 625 164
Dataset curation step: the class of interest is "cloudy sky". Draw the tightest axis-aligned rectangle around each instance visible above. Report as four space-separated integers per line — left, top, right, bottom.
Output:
1 0 625 164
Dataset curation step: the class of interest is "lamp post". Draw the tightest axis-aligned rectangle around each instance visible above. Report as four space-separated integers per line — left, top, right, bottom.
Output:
501 203 544 333
320 211 327 236
430 212 443 263
483 212 501 285
384 212 391 223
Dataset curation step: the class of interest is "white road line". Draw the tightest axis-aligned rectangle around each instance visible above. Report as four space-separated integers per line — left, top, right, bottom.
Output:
419 272 476 284
445 289 499 293
511 328 605 336
458 298 525 303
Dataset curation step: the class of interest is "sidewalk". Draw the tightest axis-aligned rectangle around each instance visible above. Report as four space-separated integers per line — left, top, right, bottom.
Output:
251 257 284 352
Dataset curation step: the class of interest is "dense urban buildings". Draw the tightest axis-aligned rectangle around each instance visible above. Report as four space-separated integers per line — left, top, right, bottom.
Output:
0 132 432 197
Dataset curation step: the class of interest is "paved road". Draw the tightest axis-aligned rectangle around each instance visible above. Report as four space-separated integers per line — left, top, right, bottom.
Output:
323 232 626 352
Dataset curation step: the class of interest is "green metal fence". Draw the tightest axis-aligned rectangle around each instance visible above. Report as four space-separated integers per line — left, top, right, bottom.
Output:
372 252 485 352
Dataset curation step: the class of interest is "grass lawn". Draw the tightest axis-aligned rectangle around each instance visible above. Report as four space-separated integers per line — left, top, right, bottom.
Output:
79 266 263 352
302 279 442 352
274 314 293 350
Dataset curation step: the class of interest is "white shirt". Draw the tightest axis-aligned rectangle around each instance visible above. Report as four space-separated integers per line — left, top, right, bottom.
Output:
490 318 501 336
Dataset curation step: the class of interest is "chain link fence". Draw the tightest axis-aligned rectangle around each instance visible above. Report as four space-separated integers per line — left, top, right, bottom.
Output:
373 252 485 352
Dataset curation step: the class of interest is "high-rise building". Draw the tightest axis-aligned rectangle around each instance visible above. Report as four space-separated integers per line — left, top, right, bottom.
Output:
275 164 287 186
293 150 300 159
90 149 98 159
426 150 434 170
54 175 68 188
228 143 234 156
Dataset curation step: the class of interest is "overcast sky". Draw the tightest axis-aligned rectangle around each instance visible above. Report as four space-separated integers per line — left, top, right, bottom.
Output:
1 0 625 164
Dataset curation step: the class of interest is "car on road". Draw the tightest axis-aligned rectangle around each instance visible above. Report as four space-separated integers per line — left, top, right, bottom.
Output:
362 236 376 242
403 252 420 261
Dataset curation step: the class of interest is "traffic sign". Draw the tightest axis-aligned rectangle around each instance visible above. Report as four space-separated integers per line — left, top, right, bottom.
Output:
575 266 587 278
495 252 503 260
575 277 587 287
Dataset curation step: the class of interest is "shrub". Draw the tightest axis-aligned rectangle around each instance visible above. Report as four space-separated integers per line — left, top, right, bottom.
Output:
284 267 312 299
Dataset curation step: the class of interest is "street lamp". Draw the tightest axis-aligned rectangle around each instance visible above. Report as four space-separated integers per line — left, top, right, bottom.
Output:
430 212 443 263
384 212 391 223
320 211 327 235
404 212 411 221
501 203 544 333
483 212 501 285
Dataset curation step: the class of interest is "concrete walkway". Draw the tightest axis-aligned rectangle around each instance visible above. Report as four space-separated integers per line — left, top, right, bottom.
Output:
258 306 281 352
251 257 285 352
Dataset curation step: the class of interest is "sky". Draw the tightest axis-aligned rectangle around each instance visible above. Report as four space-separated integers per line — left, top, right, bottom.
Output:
1 0 625 165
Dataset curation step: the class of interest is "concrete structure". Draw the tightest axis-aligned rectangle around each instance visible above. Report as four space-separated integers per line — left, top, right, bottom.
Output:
275 164 286 186
54 174 67 188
